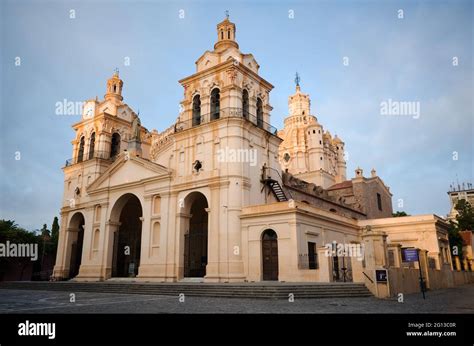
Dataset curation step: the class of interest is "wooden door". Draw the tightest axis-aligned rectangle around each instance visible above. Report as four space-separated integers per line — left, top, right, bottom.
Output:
262 230 278 281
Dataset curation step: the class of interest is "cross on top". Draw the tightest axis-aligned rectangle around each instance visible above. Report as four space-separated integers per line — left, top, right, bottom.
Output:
225 10 229 19
114 67 119 75
295 72 300 87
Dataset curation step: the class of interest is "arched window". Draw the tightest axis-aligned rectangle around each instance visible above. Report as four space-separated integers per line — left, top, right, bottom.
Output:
192 95 201 126
110 133 121 158
256 97 263 128
221 30 223 39
228 30 230 39
242 90 249 119
77 136 85 163
210 88 220 120
88 132 95 160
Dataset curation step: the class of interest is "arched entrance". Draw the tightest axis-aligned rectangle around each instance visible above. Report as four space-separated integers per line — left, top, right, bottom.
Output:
68 212 85 279
111 194 143 277
184 192 208 278
262 229 279 281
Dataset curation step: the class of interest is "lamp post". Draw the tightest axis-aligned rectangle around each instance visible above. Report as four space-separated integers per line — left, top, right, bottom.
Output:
417 248 426 299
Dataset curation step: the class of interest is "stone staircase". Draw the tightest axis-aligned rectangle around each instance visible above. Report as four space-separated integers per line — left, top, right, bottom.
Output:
0 281 372 299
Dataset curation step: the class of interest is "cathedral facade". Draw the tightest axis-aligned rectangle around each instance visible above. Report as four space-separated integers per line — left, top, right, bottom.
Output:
53 18 454 288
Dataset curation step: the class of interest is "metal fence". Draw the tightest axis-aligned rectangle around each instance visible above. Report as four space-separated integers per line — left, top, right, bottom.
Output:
175 107 278 135
65 150 117 167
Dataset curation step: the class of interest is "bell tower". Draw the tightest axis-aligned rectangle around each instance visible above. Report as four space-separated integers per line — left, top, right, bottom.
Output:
279 75 346 188
214 12 239 52
104 69 123 103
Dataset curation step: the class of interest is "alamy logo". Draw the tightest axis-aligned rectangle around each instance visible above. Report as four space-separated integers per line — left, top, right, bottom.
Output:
216 147 257 167
324 241 365 261
380 99 420 119
0 241 38 261
18 320 56 339
55 99 84 116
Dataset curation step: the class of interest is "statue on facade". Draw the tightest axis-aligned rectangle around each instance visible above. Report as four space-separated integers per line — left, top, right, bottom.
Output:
132 114 141 142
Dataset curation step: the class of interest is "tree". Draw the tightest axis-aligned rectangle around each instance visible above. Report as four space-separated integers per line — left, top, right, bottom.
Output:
51 217 59 246
448 199 474 263
0 220 40 280
392 211 409 217
453 199 474 232
40 224 50 238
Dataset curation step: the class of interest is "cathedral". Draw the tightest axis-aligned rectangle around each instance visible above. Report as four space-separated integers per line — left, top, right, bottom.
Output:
53 17 457 292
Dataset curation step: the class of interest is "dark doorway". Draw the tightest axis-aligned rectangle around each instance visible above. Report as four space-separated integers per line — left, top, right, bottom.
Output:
112 195 143 277
332 256 353 282
77 137 85 163
110 133 121 158
210 88 220 120
184 193 208 277
308 242 318 269
68 213 85 278
262 229 278 281
192 95 201 126
256 98 263 129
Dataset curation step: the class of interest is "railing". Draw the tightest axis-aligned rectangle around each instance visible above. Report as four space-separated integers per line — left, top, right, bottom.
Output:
174 107 278 135
65 150 118 167
298 253 319 270
362 271 374 284
262 165 294 200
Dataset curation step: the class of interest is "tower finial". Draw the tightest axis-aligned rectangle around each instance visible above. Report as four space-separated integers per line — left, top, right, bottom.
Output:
225 10 229 20
113 67 119 76
295 72 300 86
295 72 301 91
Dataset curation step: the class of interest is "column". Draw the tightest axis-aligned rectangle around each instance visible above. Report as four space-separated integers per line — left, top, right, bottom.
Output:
387 243 402 268
317 247 331 282
101 221 121 279
205 184 220 281
361 226 389 298
52 213 70 280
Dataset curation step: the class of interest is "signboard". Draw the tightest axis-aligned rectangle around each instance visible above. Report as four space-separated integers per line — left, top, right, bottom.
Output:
402 248 419 262
375 269 387 282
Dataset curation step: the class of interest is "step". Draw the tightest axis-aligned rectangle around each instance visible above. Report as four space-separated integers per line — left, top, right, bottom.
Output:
0 281 371 299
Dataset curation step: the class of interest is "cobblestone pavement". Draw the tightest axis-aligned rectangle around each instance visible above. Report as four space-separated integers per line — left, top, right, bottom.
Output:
0 284 473 314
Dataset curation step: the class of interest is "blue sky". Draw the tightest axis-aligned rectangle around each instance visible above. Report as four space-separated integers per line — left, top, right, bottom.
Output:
0 0 472 230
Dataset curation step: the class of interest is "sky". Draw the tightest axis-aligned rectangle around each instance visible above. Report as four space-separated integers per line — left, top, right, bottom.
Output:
0 0 472 230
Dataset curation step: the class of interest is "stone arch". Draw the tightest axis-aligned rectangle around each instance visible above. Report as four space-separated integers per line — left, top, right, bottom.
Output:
192 94 201 126
67 212 85 279
210 87 220 120
180 191 209 278
256 97 264 128
109 193 143 277
77 136 85 163
110 132 121 158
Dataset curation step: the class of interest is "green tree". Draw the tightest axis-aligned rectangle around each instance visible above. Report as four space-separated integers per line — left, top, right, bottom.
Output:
40 224 50 238
0 220 39 244
392 211 409 217
0 220 40 280
448 199 474 262
453 199 474 231
51 217 59 246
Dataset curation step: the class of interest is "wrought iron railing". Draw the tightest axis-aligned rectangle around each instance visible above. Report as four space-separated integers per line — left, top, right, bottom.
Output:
332 257 353 282
174 107 278 135
298 253 319 270
65 150 118 167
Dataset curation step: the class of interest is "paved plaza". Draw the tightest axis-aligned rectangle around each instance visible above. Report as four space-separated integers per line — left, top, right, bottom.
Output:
0 284 473 314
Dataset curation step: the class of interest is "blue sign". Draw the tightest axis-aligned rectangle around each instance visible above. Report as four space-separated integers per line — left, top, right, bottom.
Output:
376 269 387 282
402 248 419 262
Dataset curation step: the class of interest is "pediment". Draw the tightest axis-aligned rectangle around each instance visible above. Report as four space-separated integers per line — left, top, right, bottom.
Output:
87 154 172 194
